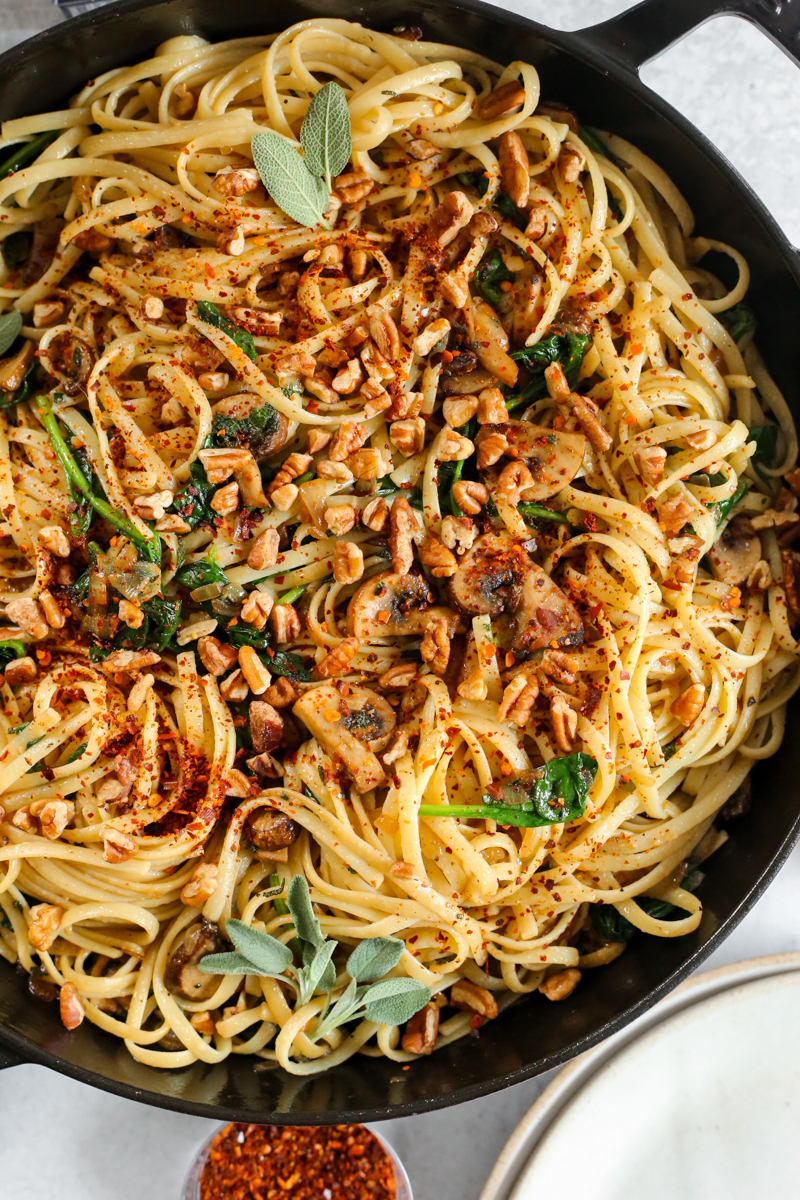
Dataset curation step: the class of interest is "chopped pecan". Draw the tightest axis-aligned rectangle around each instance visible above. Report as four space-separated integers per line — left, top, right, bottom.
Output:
427 191 474 247
420 613 451 675
539 968 581 1001
671 682 705 727
247 528 280 570
329 420 368 461
249 700 284 752
419 536 458 578
401 1000 439 1054
59 982 85 1030
390 418 425 456
452 480 488 515
181 863 219 906
498 130 530 207
238 646 271 694
389 496 422 574
197 636 238 676
315 637 360 678
450 978 498 1018
334 541 364 584
635 445 667 487
550 693 577 751
478 80 525 121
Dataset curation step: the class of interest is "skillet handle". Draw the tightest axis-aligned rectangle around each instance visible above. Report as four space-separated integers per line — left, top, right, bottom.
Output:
0 1044 25 1070
579 0 800 73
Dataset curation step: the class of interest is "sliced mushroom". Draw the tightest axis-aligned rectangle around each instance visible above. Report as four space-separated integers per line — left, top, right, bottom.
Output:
0 339 34 391
245 808 298 855
448 532 583 653
441 366 496 396
347 570 458 639
477 420 585 500
293 683 395 792
45 330 95 396
164 918 224 1002
707 516 761 585
467 297 519 387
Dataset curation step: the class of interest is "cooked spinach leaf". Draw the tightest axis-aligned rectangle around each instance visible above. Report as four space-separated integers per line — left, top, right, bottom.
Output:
266 649 312 683
508 331 590 410
196 300 257 362
170 459 213 530
419 752 597 827
0 639 26 665
174 559 230 592
211 403 281 460
721 301 756 343
473 249 514 307
710 478 748 526
747 424 778 480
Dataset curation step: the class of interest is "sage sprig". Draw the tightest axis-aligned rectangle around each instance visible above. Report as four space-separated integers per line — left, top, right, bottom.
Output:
251 81 352 229
198 875 430 1032
0 309 22 358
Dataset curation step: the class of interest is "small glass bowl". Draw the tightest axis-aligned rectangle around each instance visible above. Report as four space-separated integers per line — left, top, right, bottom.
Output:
183 1122 412 1200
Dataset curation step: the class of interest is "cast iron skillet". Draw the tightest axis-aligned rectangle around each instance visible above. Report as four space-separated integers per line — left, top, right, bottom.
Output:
0 0 798 1123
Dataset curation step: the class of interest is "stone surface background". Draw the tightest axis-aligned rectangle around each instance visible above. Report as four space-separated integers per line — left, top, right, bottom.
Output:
0 3 798 1197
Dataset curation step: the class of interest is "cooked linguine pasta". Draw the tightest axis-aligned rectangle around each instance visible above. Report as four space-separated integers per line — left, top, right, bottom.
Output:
0 18 797 1074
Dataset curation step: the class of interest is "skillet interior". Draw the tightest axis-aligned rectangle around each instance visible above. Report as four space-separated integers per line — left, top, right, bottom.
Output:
0 0 798 1121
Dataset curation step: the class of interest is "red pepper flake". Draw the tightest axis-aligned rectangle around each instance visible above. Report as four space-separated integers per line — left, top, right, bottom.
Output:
198 1123 397 1200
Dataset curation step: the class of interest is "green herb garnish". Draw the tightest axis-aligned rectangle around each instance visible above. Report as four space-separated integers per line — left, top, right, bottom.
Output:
196 301 257 362
0 310 22 357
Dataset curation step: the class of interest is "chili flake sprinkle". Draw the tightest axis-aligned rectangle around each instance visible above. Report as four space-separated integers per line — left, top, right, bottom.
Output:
199 1123 397 1200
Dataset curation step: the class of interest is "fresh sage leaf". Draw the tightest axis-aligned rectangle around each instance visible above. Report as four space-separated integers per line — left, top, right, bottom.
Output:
252 130 329 229
346 936 404 984
197 950 261 975
296 938 337 1004
301 82 352 193
362 977 431 1025
0 309 22 357
226 918 294 975
287 874 325 950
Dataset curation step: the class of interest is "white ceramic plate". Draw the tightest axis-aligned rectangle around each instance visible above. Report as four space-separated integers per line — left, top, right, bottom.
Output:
480 952 800 1200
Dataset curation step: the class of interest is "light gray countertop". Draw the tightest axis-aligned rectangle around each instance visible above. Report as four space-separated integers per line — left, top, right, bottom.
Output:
0 3 799 1198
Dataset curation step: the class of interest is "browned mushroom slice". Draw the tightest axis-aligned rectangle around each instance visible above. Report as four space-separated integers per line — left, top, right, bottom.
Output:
707 516 761 585
164 918 224 1001
0 339 34 391
477 420 585 500
448 532 583 652
347 570 458 639
293 683 395 792
213 393 289 458
466 298 519 387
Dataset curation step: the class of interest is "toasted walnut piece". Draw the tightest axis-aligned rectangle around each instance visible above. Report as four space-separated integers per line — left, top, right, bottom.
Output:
361 340 395 383
73 227 113 253
198 447 250 484
476 431 508 469
220 669 249 702
541 649 579 686
442 396 479 428
134 489 174 521
421 613 451 675
390 418 425 456
558 144 586 183
671 682 705 727
305 372 337 404
262 677 297 709
346 247 369 281
5 597 49 640
230 306 281 336
406 137 438 160
247 528 280 570
457 669 488 701
315 636 360 679
334 541 365 585
33 299 65 328
524 204 549 240
213 165 260 196
331 358 363 395
368 309 401 360
172 81 197 117
635 445 667 487
400 999 440 1054
12 807 35 831
271 603 301 643
362 496 389 533
197 636 238 676
216 225 247 256
277 269 300 296
190 1010 216 1036
419 536 458 578
239 591 273 631
127 673 154 714
659 492 695 536
270 483 299 511
38 590 64 630
4 656 37 686
380 662 418 690
750 509 800 531
427 190 475 247
452 480 488 516
498 130 530 208
211 477 239 516
550 693 577 752
181 335 224 374
247 752 283 782
242 701 282 755
335 171 374 203
497 460 535 505
383 729 409 766
317 460 354 482
389 496 422 574
180 863 219 908
307 428 333 454
539 968 582 1001
478 79 525 121
38 525 70 557
344 448 391 480
197 370 228 391
747 559 772 590
450 978 499 1018
329 421 368 462
498 674 531 722
386 390 424 421
59 981 85 1030
38 799 73 840
685 428 717 451
275 350 316 382
475 388 506 425
438 428 474 462
440 516 478 554
324 504 357 535
546 365 611 452
237 645 271 695
441 269 470 309
412 317 451 358
102 826 138 863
